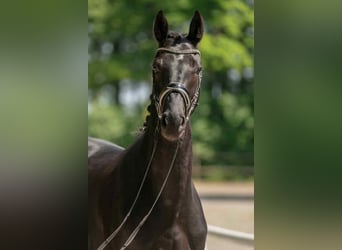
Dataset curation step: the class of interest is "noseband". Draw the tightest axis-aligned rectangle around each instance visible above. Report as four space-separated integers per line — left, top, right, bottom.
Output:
153 48 202 121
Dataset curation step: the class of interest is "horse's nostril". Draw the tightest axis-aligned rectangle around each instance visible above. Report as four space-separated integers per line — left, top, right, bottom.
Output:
161 112 186 128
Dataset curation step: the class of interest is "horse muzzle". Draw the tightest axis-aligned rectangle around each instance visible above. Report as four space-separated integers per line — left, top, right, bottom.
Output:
158 95 187 140
154 82 192 140
160 110 185 140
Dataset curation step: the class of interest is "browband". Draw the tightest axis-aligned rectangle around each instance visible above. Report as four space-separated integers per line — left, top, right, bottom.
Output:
156 48 201 56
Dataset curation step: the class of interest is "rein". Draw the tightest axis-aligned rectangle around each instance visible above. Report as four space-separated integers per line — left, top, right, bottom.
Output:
96 132 159 250
97 128 182 250
120 138 181 250
96 47 201 250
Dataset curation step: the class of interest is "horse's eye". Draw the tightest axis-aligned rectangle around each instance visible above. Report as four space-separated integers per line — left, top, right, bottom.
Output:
196 67 202 75
152 66 159 73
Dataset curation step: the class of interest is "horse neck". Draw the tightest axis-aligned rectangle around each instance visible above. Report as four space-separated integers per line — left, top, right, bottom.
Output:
142 119 193 202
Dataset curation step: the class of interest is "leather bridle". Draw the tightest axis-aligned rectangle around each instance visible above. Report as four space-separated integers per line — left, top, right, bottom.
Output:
153 47 202 121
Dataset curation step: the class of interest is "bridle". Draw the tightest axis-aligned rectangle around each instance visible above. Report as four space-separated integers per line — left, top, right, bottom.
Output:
96 47 202 250
153 47 202 121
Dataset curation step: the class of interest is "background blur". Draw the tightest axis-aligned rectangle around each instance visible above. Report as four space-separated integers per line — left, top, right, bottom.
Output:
88 0 254 182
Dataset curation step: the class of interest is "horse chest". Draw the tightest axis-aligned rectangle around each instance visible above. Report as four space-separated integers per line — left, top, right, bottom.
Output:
155 178 188 215
151 223 190 250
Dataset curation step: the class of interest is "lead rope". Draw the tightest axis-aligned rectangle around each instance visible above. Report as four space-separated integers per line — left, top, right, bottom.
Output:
96 125 160 250
120 139 181 250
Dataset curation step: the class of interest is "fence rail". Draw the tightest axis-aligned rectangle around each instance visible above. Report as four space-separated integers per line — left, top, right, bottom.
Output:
207 224 254 242
193 166 254 180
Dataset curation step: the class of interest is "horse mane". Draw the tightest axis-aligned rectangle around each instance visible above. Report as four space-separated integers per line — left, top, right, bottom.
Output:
139 94 154 133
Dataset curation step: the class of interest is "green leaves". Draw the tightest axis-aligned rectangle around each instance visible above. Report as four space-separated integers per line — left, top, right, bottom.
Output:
88 103 142 147
201 35 252 71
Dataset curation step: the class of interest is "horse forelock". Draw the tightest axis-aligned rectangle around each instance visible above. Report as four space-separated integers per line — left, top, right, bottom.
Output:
160 31 195 50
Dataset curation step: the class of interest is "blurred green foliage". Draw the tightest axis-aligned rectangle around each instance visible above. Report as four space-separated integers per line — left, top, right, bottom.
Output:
88 0 254 167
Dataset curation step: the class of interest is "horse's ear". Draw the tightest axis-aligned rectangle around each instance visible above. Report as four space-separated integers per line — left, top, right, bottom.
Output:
153 10 168 45
187 11 204 46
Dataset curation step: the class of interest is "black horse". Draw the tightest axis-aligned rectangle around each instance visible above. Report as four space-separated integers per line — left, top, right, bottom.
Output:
88 11 207 250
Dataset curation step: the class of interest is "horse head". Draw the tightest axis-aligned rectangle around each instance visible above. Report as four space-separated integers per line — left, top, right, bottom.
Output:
152 10 204 141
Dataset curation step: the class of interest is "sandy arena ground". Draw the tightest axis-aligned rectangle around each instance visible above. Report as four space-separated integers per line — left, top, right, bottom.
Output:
194 181 254 250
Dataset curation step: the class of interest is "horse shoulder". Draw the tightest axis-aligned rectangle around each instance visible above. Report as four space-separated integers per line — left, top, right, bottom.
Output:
177 182 207 250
